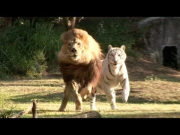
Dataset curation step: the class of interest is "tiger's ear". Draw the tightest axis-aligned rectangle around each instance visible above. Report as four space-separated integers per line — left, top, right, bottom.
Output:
121 45 126 51
108 45 112 50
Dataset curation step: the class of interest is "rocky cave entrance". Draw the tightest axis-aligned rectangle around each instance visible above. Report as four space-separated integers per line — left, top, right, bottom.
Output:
163 46 178 70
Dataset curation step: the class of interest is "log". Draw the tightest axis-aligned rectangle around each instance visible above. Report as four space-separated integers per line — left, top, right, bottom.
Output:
68 111 101 118
10 99 38 118
11 107 32 118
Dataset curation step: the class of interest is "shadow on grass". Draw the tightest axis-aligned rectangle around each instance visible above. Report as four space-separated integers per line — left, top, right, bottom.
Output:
95 89 180 105
130 74 180 82
0 74 62 82
10 92 67 103
156 74 180 82
102 111 180 118
128 96 180 104
10 89 180 105
0 84 63 87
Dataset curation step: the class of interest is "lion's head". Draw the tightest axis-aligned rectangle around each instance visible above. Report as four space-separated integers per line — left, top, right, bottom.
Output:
62 32 84 61
58 28 103 64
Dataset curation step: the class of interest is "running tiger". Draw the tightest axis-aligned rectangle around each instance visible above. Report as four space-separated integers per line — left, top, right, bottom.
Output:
91 44 130 110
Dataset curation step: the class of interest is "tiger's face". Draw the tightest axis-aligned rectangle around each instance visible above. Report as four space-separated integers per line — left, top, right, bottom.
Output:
107 45 126 67
66 38 84 61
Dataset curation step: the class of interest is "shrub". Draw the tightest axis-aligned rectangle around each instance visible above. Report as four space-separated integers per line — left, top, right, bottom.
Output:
0 18 140 78
77 18 140 57
0 19 64 78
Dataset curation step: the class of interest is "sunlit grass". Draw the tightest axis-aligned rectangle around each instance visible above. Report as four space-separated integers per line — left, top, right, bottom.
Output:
1 77 180 118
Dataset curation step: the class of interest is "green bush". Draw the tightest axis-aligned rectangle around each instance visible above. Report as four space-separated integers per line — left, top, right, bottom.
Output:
26 50 47 77
0 18 140 78
0 94 15 118
77 18 140 57
0 19 65 78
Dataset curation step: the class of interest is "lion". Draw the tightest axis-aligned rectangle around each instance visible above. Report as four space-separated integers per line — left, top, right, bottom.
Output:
57 28 104 111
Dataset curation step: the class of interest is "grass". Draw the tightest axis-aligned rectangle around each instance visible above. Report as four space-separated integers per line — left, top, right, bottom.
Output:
1 75 180 118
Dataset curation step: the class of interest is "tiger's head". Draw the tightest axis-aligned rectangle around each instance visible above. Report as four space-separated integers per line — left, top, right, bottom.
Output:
107 45 127 67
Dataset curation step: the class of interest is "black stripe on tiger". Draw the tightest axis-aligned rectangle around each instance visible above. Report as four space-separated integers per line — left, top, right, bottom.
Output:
120 78 126 87
119 65 123 70
104 79 109 85
119 74 123 78
105 74 113 81
108 64 116 77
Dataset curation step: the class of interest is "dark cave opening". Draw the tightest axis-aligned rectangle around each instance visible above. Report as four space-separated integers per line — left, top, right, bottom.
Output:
163 46 178 70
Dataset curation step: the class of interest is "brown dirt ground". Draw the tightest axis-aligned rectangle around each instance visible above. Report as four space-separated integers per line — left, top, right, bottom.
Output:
126 54 180 82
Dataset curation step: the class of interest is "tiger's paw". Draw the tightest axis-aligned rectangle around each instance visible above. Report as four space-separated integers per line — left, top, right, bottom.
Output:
112 107 119 110
114 108 120 111
76 109 82 112
122 94 128 103
122 98 128 103
76 106 82 112
91 107 97 111
58 109 67 112
90 105 97 110
111 104 119 110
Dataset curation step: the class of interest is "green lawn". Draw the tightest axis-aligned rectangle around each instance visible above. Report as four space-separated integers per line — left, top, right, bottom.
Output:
1 76 180 118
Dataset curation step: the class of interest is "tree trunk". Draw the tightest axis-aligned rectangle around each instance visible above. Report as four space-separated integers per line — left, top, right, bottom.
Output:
63 17 76 31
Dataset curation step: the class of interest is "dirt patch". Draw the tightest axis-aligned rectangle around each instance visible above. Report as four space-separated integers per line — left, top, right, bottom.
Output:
126 54 180 81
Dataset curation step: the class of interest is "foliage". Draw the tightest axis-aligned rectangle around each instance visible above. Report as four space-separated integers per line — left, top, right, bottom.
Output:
0 94 15 118
0 107 15 118
26 50 47 77
77 18 140 57
0 19 65 78
0 17 140 78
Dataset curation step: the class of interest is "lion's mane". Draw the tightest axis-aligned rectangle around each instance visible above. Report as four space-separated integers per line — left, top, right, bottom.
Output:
57 28 103 96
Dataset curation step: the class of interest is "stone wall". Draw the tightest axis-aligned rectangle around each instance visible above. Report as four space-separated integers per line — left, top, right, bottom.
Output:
138 17 180 69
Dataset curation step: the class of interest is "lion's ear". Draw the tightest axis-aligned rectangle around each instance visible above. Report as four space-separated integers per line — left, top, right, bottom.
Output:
61 32 69 43
61 33 65 41
108 45 112 50
121 45 126 51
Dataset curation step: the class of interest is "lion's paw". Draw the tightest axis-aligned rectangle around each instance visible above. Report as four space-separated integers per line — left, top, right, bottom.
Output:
58 109 67 112
91 107 97 111
76 109 82 112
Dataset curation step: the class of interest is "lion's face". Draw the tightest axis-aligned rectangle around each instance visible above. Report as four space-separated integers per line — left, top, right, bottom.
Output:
58 28 103 64
66 38 84 61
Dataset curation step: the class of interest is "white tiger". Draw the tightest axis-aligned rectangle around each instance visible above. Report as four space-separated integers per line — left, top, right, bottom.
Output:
90 44 130 110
